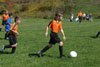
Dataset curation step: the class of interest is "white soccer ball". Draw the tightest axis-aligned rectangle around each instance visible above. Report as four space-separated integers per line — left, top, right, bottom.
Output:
70 51 77 58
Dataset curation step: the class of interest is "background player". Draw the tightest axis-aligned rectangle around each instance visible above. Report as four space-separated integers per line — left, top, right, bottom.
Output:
5 13 13 40
0 11 9 31
78 11 83 23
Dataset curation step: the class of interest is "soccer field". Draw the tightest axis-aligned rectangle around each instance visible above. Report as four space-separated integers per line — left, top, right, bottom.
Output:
0 18 100 67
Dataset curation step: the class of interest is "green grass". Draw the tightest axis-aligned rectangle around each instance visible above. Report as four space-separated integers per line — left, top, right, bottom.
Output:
0 18 100 67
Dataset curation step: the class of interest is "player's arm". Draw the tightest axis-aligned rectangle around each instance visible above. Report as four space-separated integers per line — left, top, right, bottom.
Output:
0 15 3 19
60 29 66 40
11 30 19 36
0 16 2 19
7 19 12 26
45 21 52 37
45 25 49 37
8 23 12 26
7 22 12 26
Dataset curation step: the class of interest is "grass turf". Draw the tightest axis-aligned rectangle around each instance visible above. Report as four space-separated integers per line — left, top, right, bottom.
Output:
0 18 100 67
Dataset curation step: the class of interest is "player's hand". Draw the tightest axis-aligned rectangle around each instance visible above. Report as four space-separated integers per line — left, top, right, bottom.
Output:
63 36 66 40
10 24 12 26
45 32 48 37
16 32 19 36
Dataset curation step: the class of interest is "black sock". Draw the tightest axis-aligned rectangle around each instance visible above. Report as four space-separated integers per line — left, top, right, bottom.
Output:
59 46 63 57
4 45 12 49
41 45 51 53
0 28 1 31
11 47 16 53
5 32 8 39
96 31 100 37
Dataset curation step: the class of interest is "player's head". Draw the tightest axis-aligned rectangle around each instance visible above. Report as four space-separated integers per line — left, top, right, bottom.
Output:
80 11 82 13
15 16 21 24
5 10 8 15
55 13 63 21
9 13 13 18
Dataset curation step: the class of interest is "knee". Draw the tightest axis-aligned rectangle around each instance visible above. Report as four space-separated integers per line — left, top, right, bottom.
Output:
12 43 17 47
59 42 63 46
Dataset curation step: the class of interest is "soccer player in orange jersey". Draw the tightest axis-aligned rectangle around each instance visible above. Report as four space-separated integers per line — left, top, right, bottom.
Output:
78 11 83 23
2 16 21 54
0 11 9 31
38 13 66 58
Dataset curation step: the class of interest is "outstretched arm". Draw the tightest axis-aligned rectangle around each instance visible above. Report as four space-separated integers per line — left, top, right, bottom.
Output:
60 29 66 40
7 23 12 26
45 25 49 37
45 21 52 37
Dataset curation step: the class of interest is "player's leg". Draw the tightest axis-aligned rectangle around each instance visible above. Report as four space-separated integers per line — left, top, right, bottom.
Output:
2 35 17 54
96 31 100 38
10 35 17 54
79 16 81 23
2 43 17 53
0 25 3 32
1 34 13 52
0 21 5 31
80 16 82 23
1 45 11 53
38 44 52 57
59 41 65 58
38 32 55 57
11 43 17 54
0 27 1 31
5 32 9 39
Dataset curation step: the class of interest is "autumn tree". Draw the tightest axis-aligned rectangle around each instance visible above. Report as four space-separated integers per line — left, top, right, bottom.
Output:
5 0 15 12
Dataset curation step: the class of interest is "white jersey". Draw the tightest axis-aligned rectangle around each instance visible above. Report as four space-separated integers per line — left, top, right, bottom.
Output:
83 13 86 17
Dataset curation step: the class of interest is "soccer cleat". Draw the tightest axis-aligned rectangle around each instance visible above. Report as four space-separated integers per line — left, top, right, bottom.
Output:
38 51 42 57
60 55 66 59
1 45 5 53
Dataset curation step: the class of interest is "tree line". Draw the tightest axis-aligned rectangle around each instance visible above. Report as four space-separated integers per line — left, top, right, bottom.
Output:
0 0 99 18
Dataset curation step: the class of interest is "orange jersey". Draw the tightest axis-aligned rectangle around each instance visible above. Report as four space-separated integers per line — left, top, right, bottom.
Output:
1 14 9 21
78 12 83 16
10 23 18 35
48 20 62 34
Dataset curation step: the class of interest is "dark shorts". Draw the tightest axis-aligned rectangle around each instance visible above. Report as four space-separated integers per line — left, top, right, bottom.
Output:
79 16 82 20
49 32 61 44
9 34 17 45
2 20 7 25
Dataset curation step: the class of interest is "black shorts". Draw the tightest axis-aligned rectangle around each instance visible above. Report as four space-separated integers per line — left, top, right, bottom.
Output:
9 34 17 45
2 20 7 25
49 32 61 44
79 16 82 20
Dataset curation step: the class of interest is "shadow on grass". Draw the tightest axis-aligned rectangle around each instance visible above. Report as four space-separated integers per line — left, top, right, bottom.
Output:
0 51 11 54
28 53 54 58
90 36 98 39
0 38 4 40
28 53 39 57
0 31 5 32
70 36 92 38
73 35 99 39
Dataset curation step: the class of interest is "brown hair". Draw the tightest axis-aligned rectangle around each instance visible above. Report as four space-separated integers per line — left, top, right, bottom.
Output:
15 16 20 22
55 13 63 17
